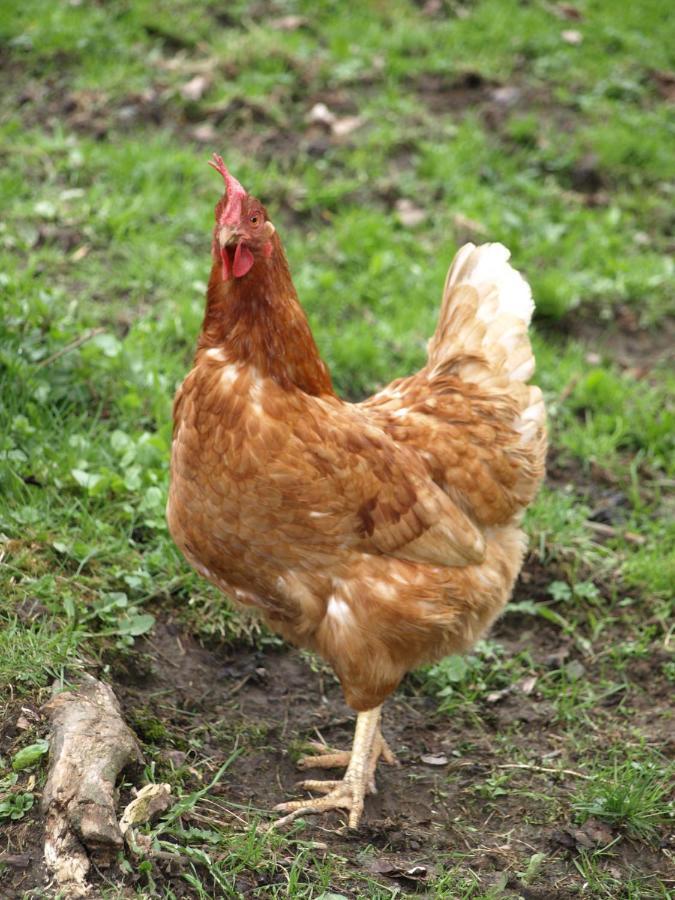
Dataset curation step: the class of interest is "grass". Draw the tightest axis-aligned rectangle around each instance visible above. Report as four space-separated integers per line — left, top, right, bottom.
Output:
573 755 674 843
1 0 674 897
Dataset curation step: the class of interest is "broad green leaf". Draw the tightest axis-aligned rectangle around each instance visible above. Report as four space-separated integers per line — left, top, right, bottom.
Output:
12 739 49 771
117 613 155 636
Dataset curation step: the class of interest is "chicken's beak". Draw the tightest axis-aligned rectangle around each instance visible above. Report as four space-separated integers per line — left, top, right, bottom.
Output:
218 224 238 247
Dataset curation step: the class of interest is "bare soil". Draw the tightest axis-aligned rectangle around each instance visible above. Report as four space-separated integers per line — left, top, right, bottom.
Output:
3 560 673 897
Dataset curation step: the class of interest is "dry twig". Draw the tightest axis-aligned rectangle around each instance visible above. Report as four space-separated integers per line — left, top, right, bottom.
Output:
36 328 105 368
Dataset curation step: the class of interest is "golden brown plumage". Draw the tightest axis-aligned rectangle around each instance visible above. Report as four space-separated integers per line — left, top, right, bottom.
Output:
167 157 547 827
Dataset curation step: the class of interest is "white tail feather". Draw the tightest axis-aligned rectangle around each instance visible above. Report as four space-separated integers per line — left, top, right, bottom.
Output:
445 243 534 325
428 243 537 388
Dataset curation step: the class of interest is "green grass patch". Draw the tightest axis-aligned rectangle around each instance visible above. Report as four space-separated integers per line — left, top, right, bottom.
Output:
0 0 673 896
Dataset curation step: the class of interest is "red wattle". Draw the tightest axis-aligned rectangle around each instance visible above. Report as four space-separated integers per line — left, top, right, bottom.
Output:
233 242 255 278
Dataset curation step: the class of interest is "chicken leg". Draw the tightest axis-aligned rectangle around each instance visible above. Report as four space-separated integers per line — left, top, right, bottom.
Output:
273 705 396 829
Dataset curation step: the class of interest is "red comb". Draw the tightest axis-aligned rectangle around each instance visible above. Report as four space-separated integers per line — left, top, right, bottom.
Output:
208 153 247 226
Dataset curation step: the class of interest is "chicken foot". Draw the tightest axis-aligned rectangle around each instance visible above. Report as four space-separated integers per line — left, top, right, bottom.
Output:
274 705 397 829
297 732 397 793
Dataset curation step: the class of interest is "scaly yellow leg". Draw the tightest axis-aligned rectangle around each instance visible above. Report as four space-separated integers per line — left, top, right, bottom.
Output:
273 705 396 829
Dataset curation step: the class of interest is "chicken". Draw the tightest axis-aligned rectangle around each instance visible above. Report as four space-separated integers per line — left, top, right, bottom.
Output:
167 155 547 828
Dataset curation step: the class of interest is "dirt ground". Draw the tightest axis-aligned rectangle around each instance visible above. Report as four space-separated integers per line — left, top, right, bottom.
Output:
3 559 673 898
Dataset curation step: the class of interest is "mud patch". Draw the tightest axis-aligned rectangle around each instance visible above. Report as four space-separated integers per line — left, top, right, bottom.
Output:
563 313 675 374
412 71 579 135
412 71 501 114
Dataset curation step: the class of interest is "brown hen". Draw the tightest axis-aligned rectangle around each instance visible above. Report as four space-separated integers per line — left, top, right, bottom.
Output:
167 156 547 828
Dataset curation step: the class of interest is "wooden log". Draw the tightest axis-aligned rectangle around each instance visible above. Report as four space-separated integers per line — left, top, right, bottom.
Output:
41 675 143 896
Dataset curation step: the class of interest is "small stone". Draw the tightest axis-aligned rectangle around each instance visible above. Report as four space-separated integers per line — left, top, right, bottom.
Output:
565 659 586 680
161 749 187 768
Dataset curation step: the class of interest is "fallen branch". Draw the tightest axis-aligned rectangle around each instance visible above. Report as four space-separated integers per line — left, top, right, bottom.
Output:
42 675 144 897
586 520 646 545
497 762 591 780
36 328 105 368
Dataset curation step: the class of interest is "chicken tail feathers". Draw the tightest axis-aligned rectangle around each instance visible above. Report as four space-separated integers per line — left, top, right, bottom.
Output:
428 243 536 385
426 243 546 498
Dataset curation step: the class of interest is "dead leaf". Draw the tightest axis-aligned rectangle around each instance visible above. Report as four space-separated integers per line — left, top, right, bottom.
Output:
119 783 172 835
452 212 487 235
307 104 365 139
551 817 614 851
581 818 615 846
158 55 218 75
71 245 90 262
421 753 448 766
421 0 442 15
190 122 218 144
271 15 308 31
561 29 583 45
404 866 428 879
181 75 211 102
366 860 398 876
395 198 425 227
519 675 537 695
366 859 430 882
486 687 511 704
490 85 522 107
331 115 365 138
650 70 675 102
554 3 583 20
307 102 336 127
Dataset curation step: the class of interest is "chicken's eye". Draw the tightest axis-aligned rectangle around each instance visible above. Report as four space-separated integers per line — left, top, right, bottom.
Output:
249 213 261 226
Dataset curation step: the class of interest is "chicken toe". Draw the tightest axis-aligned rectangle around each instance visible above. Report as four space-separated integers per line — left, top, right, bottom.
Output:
273 705 396 829
297 732 398 774
274 773 365 829
297 742 352 772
